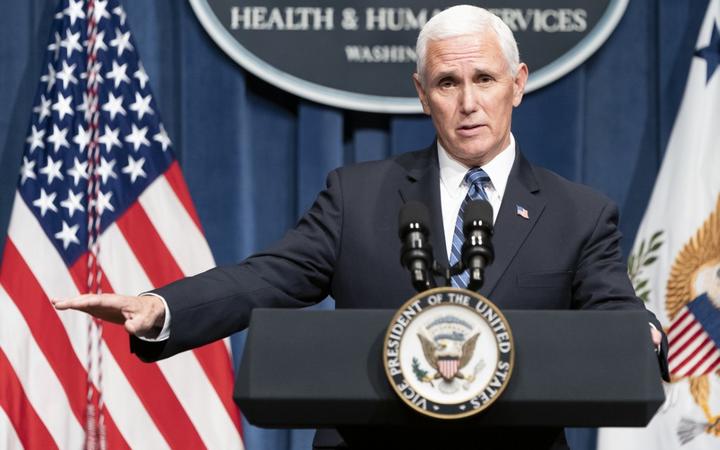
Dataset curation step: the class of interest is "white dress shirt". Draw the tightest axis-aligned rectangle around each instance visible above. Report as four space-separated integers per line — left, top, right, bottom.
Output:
438 135 516 259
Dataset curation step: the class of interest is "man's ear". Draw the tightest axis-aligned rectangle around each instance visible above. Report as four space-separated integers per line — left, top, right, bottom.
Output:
512 63 529 107
413 73 431 115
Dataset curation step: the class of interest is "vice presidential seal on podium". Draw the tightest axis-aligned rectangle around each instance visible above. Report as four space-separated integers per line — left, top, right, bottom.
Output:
384 200 515 419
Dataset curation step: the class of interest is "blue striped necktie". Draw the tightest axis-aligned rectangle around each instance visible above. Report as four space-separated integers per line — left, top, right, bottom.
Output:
450 168 490 288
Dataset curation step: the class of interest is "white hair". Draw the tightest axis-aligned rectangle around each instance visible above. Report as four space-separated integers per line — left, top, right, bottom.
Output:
415 5 520 84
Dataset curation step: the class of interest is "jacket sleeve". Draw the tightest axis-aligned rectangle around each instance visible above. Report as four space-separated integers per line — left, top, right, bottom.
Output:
131 169 344 362
572 200 669 380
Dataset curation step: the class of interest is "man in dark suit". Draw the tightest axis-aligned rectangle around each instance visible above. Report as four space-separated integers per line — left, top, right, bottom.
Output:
56 4 664 353
55 6 667 442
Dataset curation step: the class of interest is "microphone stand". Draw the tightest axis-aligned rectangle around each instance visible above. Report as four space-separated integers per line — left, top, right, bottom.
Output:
431 261 468 288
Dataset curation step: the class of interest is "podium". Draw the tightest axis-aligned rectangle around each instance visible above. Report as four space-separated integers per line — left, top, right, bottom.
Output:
234 309 665 449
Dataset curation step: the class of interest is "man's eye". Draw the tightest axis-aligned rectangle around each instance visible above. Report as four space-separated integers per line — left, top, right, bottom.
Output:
438 79 455 88
478 75 493 83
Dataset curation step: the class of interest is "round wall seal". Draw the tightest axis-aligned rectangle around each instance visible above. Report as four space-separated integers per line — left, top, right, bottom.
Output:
383 287 514 419
189 0 629 113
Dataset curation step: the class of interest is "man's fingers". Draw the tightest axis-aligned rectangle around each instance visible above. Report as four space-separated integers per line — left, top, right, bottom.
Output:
52 293 131 324
124 315 143 335
53 293 123 310
54 293 164 337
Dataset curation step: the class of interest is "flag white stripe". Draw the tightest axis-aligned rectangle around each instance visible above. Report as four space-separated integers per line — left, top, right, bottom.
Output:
9 211 169 450
0 406 24 450
138 175 215 276
98 223 154 294
101 219 242 449
0 286 83 450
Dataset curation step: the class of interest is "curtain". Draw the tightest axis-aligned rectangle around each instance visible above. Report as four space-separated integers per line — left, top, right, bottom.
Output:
0 1 708 449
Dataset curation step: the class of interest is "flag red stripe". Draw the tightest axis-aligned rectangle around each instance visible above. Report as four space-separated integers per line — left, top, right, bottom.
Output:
684 343 720 376
668 326 705 363
671 335 712 371
0 349 58 450
117 201 241 432
668 310 690 334
115 201 184 288
164 162 203 233
67 256 208 450
1 240 130 450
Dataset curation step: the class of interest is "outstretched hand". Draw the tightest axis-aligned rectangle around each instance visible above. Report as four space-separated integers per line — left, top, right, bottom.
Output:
52 293 165 338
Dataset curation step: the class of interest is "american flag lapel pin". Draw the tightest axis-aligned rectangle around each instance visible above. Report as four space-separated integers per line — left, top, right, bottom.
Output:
516 205 529 220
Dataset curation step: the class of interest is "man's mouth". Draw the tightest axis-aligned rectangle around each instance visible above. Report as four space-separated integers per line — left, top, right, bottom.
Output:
456 123 484 136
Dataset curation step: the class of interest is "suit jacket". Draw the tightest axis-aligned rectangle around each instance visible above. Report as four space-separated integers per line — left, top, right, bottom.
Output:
132 144 666 366
132 143 667 449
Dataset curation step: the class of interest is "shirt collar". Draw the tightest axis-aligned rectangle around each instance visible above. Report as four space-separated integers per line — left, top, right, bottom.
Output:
438 134 516 197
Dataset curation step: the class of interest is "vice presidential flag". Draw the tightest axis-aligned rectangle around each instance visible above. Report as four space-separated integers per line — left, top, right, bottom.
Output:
597 0 720 448
0 1 243 448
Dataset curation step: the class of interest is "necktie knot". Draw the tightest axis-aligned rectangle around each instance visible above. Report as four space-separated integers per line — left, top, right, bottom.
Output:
464 167 490 189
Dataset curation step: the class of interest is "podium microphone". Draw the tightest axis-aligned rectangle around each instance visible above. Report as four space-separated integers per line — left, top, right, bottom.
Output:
398 201 436 292
462 200 494 292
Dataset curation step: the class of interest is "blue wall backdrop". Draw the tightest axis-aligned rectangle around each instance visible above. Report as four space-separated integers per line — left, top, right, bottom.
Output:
0 1 710 449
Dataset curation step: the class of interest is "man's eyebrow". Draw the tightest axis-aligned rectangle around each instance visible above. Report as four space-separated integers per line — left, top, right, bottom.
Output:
432 70 457 81
431 66 495 82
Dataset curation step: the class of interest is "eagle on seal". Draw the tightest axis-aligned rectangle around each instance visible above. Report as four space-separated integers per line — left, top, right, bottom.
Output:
418 332 480 382
665 195 720 443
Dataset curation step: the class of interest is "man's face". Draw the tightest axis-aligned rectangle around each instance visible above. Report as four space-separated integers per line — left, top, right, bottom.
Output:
413 32 528 167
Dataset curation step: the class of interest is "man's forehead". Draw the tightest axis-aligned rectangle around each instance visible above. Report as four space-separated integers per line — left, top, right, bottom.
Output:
426 31 500 51
424 34 507 73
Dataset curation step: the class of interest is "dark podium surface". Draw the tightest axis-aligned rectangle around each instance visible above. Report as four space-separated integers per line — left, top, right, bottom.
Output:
235 309 665 430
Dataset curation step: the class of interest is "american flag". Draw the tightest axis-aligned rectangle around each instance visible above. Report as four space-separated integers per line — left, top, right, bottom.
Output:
667 294 720 378
515 204 529 220
0 0 243 449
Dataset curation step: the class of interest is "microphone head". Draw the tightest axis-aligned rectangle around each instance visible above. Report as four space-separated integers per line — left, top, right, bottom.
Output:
398 201 430 238
463 200 493 232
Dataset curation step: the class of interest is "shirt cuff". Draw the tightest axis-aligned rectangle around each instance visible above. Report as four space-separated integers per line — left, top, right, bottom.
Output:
136 293 171 342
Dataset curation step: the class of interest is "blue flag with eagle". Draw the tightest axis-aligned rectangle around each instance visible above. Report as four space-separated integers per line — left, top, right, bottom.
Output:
597 0 720 448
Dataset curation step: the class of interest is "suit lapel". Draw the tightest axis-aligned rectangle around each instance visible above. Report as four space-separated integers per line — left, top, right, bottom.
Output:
397 145 449 268
480 150 546 298
394 144 546 292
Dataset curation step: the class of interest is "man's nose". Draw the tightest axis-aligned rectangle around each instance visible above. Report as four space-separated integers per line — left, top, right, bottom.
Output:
460 84 480 114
